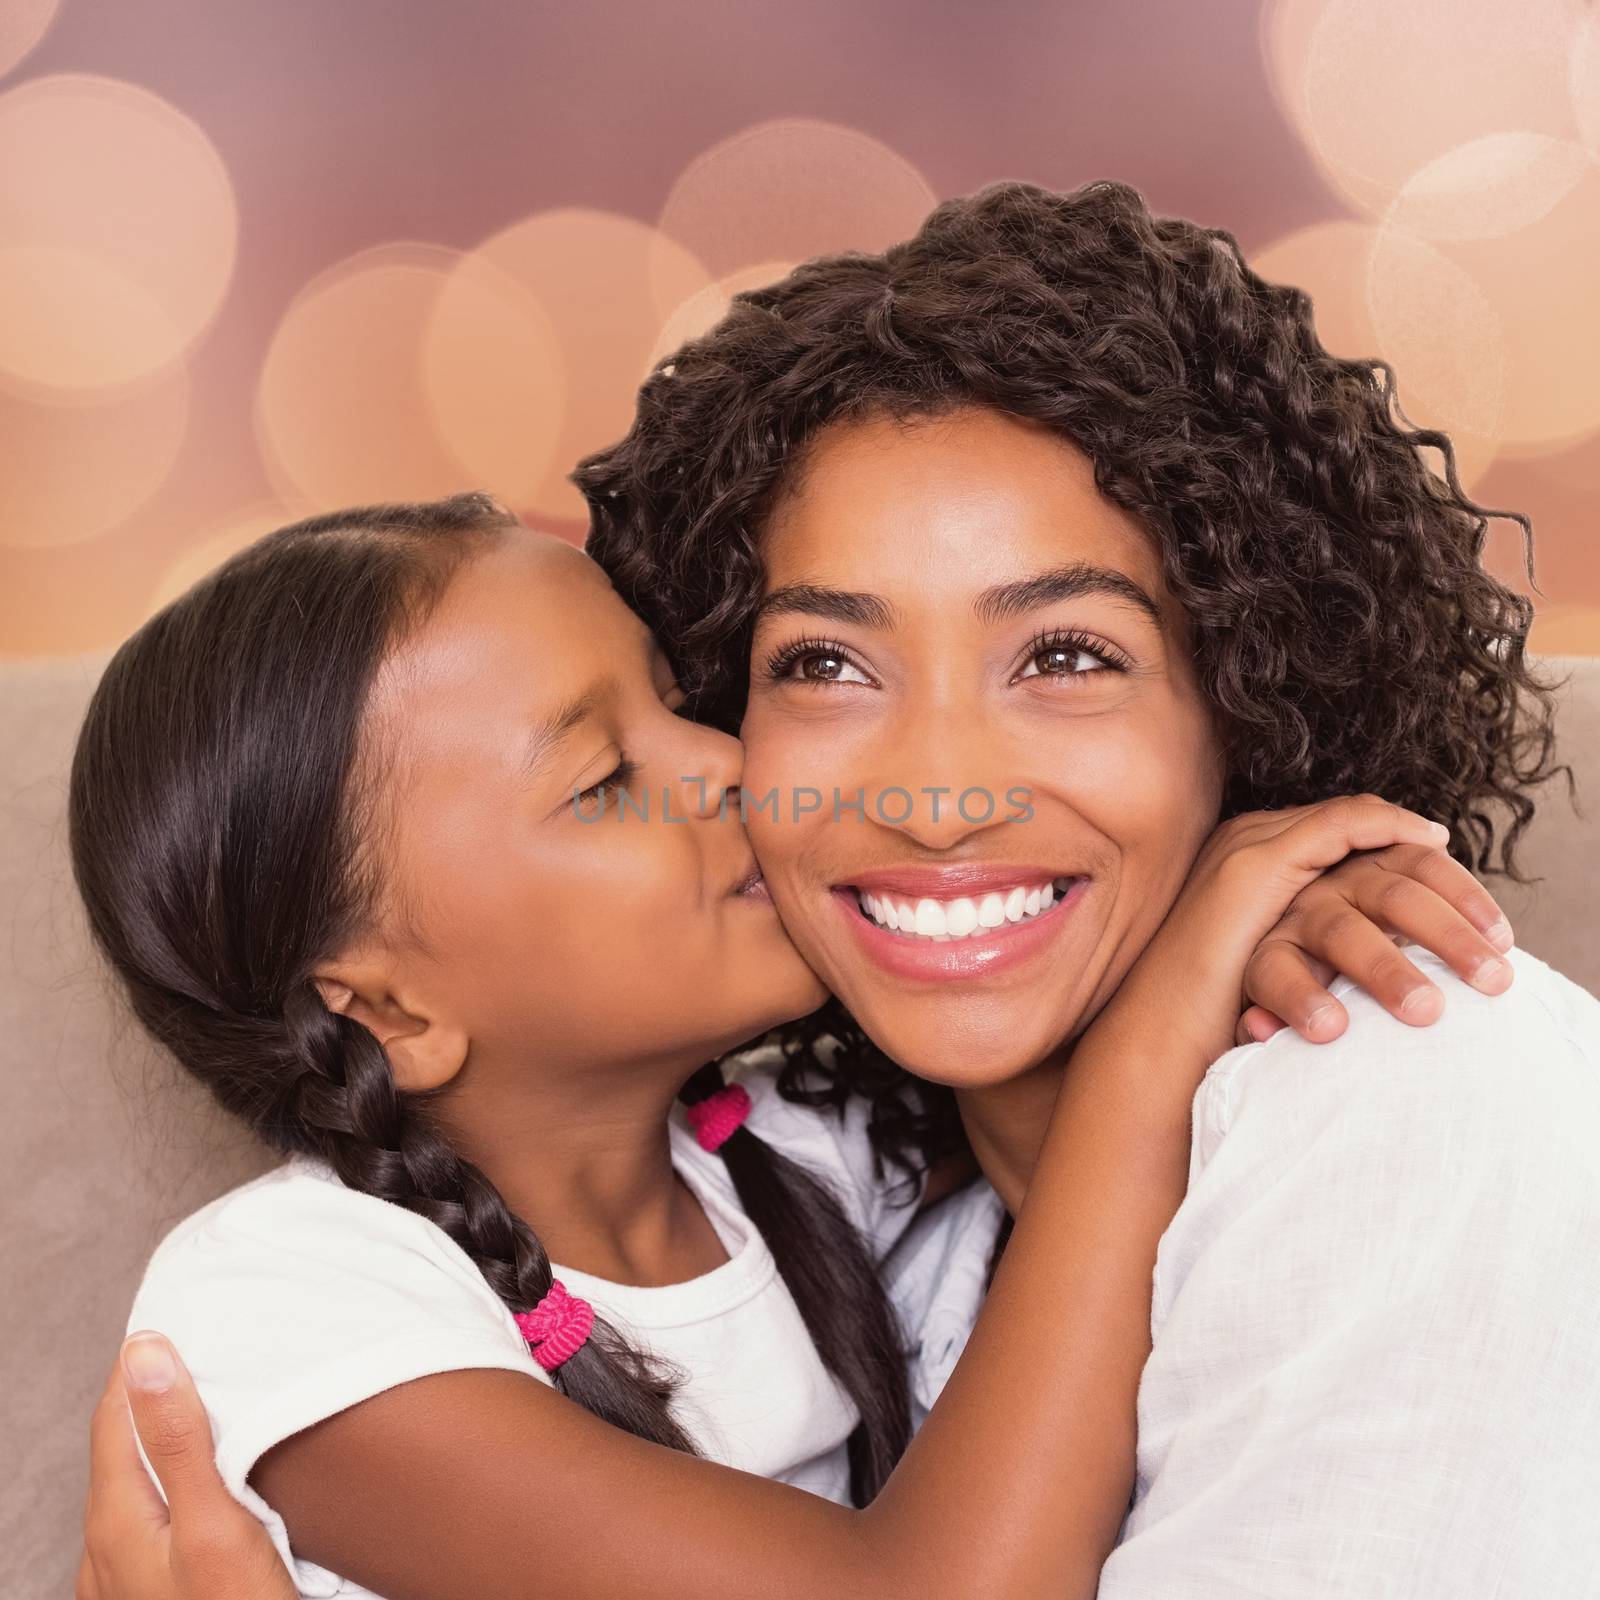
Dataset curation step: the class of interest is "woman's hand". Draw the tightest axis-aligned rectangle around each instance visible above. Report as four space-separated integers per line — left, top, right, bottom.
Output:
1234 840 1515 1048
77 1333 292 1600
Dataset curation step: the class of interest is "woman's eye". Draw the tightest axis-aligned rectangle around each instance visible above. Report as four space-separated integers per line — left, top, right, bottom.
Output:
767 640 873 685
1013 634 1124 682
798 652 869 684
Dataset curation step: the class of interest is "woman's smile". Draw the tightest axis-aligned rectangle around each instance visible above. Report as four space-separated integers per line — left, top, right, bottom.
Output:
832 867 1092 982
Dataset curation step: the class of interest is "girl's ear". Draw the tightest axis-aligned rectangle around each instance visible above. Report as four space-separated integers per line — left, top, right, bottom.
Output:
312 965 468 1093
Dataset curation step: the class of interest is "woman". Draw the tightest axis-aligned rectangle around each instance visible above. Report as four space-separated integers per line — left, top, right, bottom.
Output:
575 177 1600 1591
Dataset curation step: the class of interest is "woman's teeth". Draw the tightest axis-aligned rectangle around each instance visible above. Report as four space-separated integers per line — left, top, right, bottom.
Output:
855 878 1075 940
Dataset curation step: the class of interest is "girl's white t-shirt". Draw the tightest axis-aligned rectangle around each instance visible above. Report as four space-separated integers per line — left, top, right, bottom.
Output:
126 1048 998 1600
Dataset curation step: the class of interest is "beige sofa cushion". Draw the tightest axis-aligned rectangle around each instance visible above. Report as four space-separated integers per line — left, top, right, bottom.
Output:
2 650 1595 1597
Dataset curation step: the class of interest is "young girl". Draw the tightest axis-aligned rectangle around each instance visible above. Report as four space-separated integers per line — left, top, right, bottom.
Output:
70 491 1498 1600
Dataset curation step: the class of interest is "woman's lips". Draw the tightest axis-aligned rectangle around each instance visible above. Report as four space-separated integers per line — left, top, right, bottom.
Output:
845 863 1067 897
830 874 1089 983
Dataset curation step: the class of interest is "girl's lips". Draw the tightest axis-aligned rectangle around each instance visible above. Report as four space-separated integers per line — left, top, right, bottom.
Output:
730 864 772 901
831 875 1089 983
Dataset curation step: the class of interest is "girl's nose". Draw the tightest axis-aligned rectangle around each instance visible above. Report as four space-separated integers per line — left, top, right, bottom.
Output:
677 724 744 819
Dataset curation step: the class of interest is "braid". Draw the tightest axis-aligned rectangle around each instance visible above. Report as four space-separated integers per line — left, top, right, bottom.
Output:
680 1061 912 1504
277 983 697 1450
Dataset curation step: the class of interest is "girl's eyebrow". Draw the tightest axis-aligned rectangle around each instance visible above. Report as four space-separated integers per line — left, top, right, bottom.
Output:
521 682 611 782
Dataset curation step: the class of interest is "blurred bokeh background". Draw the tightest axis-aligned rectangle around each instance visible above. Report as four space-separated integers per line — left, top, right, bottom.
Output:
2 0 1598 658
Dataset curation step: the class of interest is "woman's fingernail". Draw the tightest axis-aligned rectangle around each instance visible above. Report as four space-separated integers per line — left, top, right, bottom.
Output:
1486 919 1514 952
1472 956 1509 992
123 1333 177 1393
1430 820 1451 840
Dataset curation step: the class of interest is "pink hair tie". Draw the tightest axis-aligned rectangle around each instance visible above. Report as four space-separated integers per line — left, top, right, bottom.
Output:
514 1279 594 1373
686 1082 752 1153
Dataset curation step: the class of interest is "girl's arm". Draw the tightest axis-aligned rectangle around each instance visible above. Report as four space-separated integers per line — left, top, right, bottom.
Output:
86 796 1450 1600
965 838 1516 1213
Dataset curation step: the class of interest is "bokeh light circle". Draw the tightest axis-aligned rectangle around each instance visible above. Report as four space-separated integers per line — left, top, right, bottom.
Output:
148 502 303 615
0 246 181 394
1384 133 1590 243
0 367 189 548
648 261 797 372
1259 0 1324 133
0 0 61 80
444 209 712 521
658 118 936 280
1530 428 1600 495
256 243 484 510
1250 220 1501 489
1265 0 1586 218
1366 227 1506 442
1530 605 1600 656
0 74 237 394
1376 150 1600 450
1572 12 1600 156
422 250 568 508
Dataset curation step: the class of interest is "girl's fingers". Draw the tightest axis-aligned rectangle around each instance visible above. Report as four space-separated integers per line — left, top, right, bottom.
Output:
1225 796 1449 891
1311 865 1515 1002
1235 1005 1288 1047
1292 898 1453 1026
1241 939 1352 1040
1366 842 1515 953
1304 795 1453 860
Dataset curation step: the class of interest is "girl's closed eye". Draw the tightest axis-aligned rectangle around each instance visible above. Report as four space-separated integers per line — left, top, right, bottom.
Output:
575 755 640 807
764 636 875 686
1011 626 1130 684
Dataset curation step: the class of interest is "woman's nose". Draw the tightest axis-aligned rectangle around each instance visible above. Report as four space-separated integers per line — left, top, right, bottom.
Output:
871 779 1011 851
862 710 1017 850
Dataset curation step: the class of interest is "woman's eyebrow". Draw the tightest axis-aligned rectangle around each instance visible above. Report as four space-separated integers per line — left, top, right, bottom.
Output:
975 563 1165 633
755 584 897 629
755 566 1165 635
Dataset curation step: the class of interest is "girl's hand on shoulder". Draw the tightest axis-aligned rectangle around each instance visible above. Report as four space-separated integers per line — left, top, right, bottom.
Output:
1234 839 1515 1048
1103 796 1465 1071
77 1334 293 1600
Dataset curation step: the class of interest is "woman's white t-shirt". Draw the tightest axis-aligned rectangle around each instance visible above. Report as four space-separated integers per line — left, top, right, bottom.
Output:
126 1049 991 1600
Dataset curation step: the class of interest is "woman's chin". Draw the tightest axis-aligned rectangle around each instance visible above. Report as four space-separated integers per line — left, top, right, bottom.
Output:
844 1013 1058 1090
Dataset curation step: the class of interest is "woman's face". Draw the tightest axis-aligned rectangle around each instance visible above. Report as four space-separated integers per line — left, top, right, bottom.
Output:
363 527 825 1080
740 406 1226 1087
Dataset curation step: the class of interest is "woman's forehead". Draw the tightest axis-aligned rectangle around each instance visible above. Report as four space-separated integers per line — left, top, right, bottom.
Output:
760 408 1167 602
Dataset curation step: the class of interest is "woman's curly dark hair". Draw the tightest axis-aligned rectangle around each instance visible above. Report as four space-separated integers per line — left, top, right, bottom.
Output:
574 177 1575 1182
